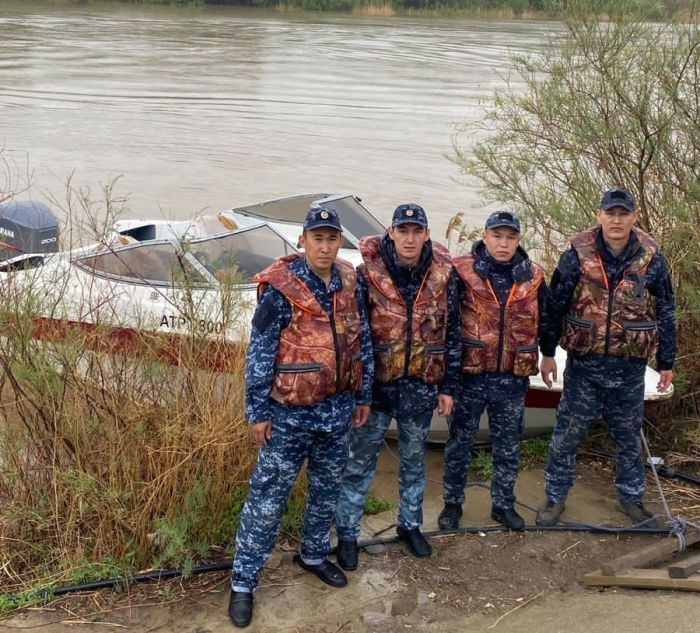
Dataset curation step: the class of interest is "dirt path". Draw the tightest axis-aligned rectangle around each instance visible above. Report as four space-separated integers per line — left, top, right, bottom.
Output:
2 448 699 632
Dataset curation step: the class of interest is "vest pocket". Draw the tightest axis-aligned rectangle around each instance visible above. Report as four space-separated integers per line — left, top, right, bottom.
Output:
621 320 658 359
423 345 445 385
560 314 594 355
372 342 394 383
272 363 323 405
460 338 484 375
513 344 539 377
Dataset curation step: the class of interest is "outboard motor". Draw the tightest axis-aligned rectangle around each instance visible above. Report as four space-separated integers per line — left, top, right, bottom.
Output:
0 200 60 261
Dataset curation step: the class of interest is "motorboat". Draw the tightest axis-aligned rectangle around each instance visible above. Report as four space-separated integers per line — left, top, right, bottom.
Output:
0 195 672 441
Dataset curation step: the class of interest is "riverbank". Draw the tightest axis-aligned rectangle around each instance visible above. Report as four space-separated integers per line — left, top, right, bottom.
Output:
2 452 699 631
23 0 688 20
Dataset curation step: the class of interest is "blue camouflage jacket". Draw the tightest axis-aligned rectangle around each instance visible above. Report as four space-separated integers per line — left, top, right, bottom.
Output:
540 228 676 371
245 256 374 432
361 232 461 417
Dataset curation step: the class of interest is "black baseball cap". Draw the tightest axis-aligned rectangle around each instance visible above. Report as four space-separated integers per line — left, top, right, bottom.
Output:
600 188 636 213
303 206 342 231
391 203 428 228
485 210 520 233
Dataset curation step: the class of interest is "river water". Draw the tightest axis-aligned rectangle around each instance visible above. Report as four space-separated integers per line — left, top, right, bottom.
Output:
0 1 559 237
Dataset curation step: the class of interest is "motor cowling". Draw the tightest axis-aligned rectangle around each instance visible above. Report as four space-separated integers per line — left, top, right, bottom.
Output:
0 200 59 261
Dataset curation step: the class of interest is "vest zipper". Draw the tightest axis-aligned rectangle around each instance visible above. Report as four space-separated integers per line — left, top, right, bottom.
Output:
329 314 342 393
404 300 413 377
604 273 616 356
496 300 506 373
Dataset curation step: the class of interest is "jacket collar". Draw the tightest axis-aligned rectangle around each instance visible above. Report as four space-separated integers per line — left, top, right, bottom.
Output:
471 240 533 284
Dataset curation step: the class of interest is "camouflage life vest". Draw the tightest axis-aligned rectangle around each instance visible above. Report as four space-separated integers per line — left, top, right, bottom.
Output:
254 254 363 406
560 226 658 360
453 255 543 377
359 235 452 385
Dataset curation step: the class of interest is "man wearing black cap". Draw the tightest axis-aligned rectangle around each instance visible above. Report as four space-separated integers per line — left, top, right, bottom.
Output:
438 210 547 531
228 207 373 628
334 203 460 566
536 189 676 528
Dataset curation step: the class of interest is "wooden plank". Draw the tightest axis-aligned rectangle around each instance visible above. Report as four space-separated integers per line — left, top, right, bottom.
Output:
600 531 700 576
668 551 700 579
585 568 700 592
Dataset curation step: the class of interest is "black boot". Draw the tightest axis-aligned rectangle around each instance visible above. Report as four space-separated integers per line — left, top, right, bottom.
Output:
228 590 253 628
491 506 525 531
336 538 358 571
396 526 432 557
618 501 660 528
438 503 463 530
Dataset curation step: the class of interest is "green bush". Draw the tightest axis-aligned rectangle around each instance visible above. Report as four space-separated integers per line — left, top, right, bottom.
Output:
472 449 494 480
452 0 700 440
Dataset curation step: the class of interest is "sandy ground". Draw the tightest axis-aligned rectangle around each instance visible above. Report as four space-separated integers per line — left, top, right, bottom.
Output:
2 444 699 633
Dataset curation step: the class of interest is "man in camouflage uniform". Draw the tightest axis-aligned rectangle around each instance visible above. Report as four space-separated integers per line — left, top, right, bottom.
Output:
438 211 547 531
228 207 373 628
537 189 675 528
334 203 460 569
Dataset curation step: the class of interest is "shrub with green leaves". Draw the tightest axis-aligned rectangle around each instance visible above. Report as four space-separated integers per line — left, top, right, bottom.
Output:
452 0 700 432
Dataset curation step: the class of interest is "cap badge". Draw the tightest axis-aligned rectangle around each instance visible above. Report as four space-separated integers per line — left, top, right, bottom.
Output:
406 209 414 217
320 210 329 219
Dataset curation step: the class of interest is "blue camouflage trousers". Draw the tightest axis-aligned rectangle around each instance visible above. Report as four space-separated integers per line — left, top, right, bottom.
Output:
442 373 528 510
231 417 351 591
335 408 433 540
544 359 646 504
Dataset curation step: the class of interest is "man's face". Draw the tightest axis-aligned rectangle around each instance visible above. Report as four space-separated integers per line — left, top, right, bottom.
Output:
299 227 342 276
388 223 430 266
596 207 639 244
482 226 520 262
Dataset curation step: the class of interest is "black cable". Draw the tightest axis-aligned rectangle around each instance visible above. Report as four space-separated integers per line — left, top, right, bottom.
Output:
10 521 672 603
14 562 232 601
13 443 696 602
579 448 700 486
355 522 670 549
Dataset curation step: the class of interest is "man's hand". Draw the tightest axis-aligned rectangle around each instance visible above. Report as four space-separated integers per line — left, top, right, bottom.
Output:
251 421 272 444
657 369 673 393
437 394 454 417
540 356 558 389
352 405 371 428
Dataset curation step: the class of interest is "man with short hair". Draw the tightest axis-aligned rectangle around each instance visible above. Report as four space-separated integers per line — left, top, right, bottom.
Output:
228 207 373 628
438 210 546 532
536 188 675 528
334 203 460 569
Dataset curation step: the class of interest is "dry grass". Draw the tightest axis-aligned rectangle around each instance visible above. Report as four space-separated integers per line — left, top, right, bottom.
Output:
0 188 256 600
0 317 254 595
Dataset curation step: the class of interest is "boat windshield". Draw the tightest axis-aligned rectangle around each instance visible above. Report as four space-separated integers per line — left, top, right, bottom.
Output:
75 242 208 287
188 224 298 284
319 195 386 242
234 194 385 242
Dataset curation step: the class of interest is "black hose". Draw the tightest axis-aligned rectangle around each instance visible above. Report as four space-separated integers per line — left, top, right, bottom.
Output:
579 448 700 486
10 521 672 603
16 562 232 600
14 444 692 602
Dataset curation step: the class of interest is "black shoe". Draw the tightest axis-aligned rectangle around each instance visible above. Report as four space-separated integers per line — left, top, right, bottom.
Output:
491 506 525 531
618 501 660 528
438 503 463 530
228 590 253 628
396 526 432 558
293 555 348 587
536 499 565 527
336 538 358 571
